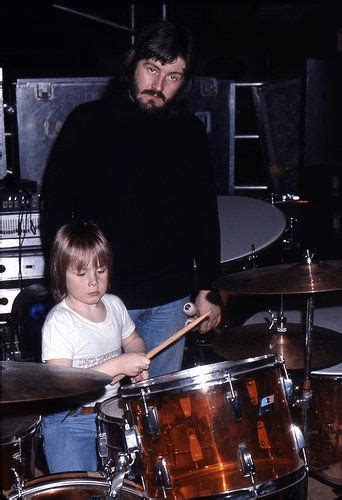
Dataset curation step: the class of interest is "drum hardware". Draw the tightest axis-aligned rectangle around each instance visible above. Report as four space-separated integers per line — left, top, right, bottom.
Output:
107 452 132 498
225 372 242 422
291 425 308 468
5 473 145 498
237 443 256 488
155 457 172 497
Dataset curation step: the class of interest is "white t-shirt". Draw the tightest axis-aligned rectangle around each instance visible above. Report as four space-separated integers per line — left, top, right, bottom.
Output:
42 293 135 403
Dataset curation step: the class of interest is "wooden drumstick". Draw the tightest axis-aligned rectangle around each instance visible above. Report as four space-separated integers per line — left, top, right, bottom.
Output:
110 311 210 385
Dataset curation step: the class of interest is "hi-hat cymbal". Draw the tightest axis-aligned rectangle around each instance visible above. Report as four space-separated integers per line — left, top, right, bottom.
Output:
211 323 342 370
213 260 342 294
1 361 112 404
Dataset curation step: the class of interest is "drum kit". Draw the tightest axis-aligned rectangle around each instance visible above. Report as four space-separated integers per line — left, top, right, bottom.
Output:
1 196 341 498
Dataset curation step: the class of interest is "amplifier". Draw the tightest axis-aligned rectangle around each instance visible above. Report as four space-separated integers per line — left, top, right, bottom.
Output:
0 288 21 315
0 251 45 281
0 211 42 249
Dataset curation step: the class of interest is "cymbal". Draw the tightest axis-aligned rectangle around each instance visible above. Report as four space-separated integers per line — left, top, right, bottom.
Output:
1 361 112 404
213 260 342 294
211 323 342 370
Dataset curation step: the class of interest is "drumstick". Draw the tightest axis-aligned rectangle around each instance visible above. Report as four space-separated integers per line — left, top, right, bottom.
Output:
110 311 210 385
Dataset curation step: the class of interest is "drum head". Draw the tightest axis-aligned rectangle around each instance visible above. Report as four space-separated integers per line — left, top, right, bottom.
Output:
218 195 286 263
1 415 40 444
99 396 125 420
121 354 279 398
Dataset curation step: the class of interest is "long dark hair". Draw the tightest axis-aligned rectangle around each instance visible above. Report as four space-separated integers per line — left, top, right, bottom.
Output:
121 20 195 100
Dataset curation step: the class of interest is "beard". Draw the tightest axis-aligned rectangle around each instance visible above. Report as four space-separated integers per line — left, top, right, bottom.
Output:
130 79 181 116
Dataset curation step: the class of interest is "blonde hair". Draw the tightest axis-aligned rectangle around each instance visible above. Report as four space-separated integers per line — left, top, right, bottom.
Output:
50 221 112 302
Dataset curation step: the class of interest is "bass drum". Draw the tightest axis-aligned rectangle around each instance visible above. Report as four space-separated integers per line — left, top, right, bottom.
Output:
5 473 144 499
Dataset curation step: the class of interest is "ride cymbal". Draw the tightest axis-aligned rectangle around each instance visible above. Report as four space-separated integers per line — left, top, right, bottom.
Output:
0 361 112 404
213 260 342 295
211 323 342 370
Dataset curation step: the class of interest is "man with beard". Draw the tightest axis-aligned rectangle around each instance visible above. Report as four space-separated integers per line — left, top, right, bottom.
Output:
41 20 221 378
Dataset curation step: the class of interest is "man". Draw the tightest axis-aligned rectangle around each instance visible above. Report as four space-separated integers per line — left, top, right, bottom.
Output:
41 20 221 378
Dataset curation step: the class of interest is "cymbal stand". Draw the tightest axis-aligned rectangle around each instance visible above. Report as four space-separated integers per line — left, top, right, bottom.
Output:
301 251 315 445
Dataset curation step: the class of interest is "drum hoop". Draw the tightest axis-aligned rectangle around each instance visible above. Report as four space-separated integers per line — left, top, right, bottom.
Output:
1 416 41 445
311 372 341 381
121 354 282 398
6 475 143 498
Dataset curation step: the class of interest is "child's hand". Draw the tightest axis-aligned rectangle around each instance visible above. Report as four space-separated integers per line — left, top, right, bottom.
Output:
131 369 149 383
119 352 150 377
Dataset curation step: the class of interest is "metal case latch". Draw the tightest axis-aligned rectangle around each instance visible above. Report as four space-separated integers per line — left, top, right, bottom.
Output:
35 83 53 100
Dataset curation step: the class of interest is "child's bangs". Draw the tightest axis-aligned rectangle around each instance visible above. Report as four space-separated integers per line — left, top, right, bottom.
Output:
68 245 108 271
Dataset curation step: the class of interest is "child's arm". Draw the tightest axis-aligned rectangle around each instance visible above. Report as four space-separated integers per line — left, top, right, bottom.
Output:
90 330 150 380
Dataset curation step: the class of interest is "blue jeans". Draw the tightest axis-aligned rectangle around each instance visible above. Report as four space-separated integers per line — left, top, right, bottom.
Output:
41 411 98 473
129 296 190 378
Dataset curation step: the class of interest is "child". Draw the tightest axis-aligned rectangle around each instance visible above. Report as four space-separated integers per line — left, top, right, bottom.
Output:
41 221 150 473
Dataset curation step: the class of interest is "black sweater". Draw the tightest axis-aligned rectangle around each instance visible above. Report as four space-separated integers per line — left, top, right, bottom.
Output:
41 90 221 308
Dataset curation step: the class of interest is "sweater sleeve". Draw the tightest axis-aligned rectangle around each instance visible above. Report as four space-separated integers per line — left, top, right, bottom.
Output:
190 117 221 290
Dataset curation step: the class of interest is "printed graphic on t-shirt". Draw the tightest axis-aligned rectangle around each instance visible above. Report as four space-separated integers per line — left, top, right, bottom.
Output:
73 348 122 369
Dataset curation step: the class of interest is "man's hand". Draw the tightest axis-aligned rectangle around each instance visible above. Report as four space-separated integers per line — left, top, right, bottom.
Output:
194 290 221 333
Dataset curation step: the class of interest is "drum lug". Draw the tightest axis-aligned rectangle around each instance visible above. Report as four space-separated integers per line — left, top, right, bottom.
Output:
124 424 141 456
144 406 160 437
97 432 109 459
155 457 172 492
291 425 308 467
281 376 294 404
237 443 256 489
225 393 242 421
225 373 242 421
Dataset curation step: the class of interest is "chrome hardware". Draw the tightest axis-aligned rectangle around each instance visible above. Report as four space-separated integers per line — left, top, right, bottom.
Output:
155 457 172 497
108 453 131 497
144 406 160 437
97 432 108 459
281 376 294 404
292 425 308 467
124 424 140 457
225 393 242 421
237 443 256 486
225 373 241 420
11 467 24 497
12 437 22 462
304 249 314 265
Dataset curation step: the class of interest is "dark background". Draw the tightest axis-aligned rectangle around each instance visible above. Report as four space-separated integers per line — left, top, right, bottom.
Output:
1 1 342 81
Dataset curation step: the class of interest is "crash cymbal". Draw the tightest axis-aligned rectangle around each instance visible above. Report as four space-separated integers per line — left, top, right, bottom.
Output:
213 260 342 294
211 323 342 370
0 361 112 404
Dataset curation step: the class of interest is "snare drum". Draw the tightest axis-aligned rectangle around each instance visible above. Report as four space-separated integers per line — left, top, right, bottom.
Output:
5 473 143 498
121 355 307 499
97 396 127 466
1 415 40 493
